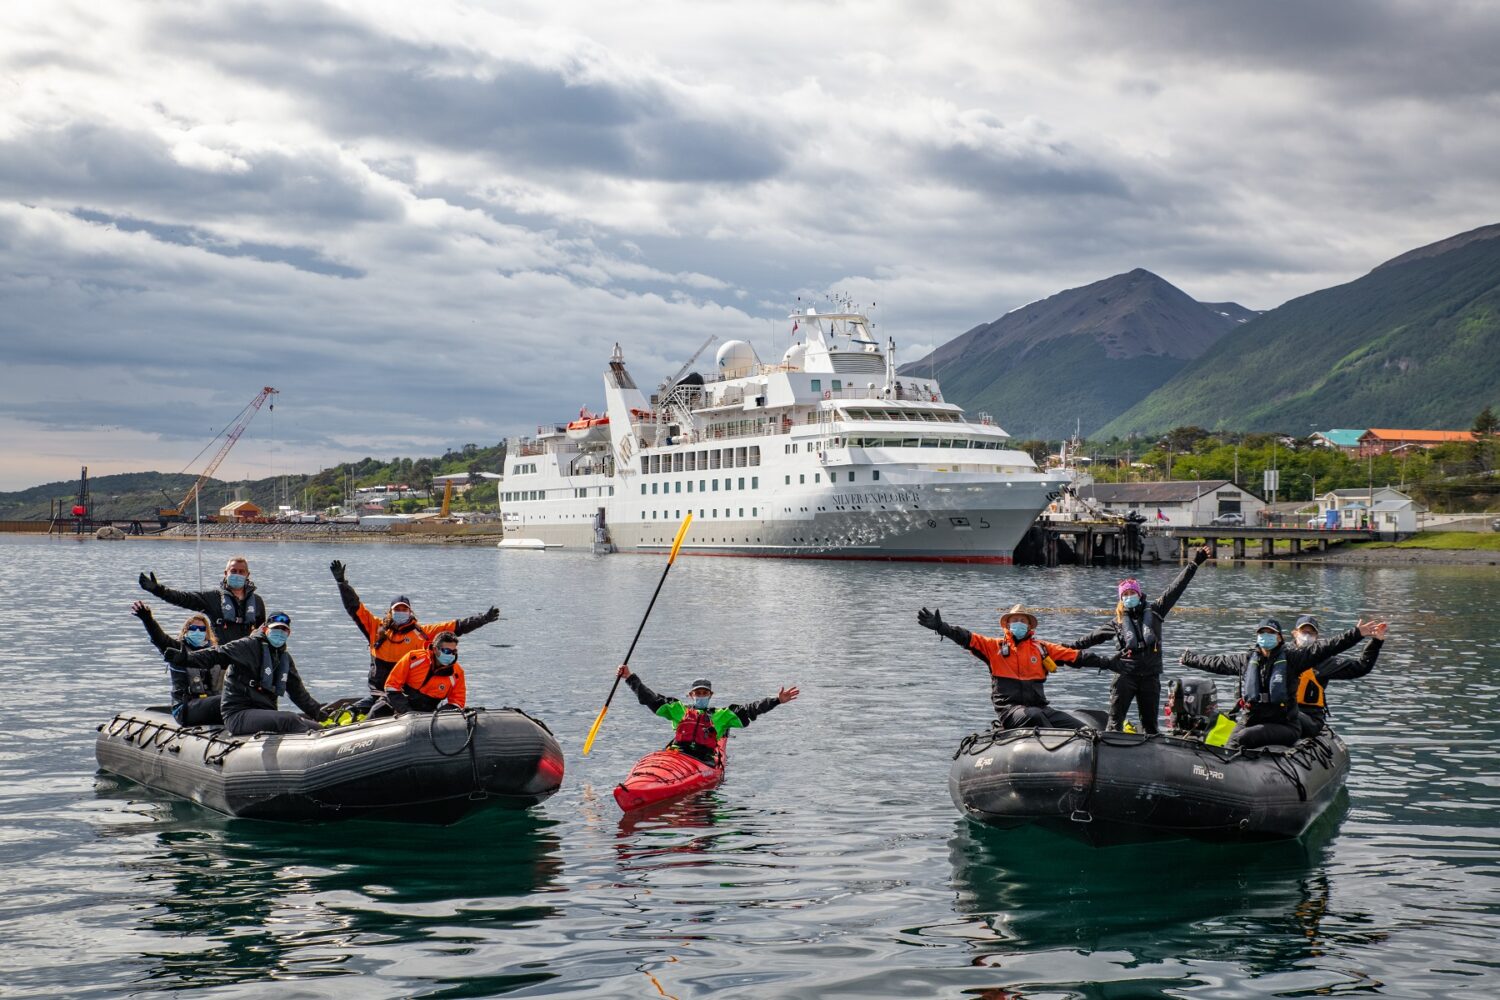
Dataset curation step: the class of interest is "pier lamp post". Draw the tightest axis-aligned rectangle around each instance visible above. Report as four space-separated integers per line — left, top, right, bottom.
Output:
1301 473 1315 502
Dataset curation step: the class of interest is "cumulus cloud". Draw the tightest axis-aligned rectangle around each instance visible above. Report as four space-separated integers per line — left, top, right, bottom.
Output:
0 0 1497 488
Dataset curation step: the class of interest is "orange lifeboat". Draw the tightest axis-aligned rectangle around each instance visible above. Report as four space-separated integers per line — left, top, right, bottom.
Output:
566 407 610 442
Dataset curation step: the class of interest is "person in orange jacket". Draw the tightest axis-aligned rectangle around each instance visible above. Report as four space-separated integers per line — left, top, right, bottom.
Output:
919 603 1121 729
329 560 497 709
370 631 466 717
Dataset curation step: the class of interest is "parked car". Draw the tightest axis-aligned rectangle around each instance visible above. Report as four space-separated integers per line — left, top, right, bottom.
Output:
1210 512 1245 527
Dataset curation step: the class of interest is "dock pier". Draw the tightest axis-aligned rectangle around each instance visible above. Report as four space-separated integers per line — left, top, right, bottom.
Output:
1028 520 1380 567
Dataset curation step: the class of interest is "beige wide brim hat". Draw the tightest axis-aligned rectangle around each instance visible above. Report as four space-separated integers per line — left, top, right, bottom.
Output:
999 604 1038 631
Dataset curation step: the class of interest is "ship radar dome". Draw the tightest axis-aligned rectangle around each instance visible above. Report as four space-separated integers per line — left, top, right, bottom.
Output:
716 340 759 378
781 342 807 370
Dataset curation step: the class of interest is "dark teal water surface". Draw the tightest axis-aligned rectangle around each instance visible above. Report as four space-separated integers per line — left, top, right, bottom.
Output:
2 535 1498 998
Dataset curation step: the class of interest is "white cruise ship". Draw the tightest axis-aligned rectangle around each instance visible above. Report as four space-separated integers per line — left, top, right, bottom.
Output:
499 309 1068 562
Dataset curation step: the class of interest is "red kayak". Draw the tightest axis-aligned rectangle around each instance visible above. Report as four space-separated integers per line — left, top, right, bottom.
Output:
613 739 727 812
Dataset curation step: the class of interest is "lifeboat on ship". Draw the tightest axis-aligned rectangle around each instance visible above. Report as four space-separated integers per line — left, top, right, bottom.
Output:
565 408 610 442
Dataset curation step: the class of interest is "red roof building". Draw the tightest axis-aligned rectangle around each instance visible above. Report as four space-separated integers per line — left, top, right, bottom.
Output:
1357 428 1475 457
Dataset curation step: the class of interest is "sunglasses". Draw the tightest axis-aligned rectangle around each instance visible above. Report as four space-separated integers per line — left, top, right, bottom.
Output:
186 625 208 633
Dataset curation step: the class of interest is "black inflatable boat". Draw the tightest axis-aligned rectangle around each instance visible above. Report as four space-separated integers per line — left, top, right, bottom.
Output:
96 706 565 822
950 721 1349 843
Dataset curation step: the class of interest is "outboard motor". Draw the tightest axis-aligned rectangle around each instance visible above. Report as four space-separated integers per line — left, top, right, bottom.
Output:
1166 677 1219 736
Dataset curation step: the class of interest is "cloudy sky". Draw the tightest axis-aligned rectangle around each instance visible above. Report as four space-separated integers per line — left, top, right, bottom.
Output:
2 1 1497 490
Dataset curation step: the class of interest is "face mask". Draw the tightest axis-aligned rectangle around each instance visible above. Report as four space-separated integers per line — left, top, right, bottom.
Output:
266 628 288 648
688 695 711 711
1294 630 1316 647
435 649 457 666
1008 621 1030 641
1256 633 1278 650
1122 594 1141 610
226 573 247 589
185 627 208 648
392 611 412 626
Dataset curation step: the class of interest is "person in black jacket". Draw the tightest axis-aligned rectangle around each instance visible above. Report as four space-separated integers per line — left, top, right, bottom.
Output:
138 555 266 643
615 666 797 764
1180 616 1384 748
131 601 224 726
1069 546 1211 734
171 612 329 735
1289 614 1388 734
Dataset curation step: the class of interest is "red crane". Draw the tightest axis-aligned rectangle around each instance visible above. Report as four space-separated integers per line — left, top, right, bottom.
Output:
159 387 279 522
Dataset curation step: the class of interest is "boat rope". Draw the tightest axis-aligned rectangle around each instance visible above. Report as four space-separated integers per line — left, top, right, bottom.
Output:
1072 728 1102 824
428 705 478 757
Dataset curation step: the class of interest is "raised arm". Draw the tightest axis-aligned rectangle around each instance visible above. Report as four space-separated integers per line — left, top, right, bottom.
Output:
329 561 377 639
1292 626 1366 670
1179 649 1247 677
139 573 215 617
1068 623 1116 650
132 602 176 654
917 608 989 664
623 670 674 714
1154 547 1208 618
725 686 798 728
452 605 501 637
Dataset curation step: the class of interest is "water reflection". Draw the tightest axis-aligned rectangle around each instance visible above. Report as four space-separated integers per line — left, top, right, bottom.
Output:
946 791 1382 973
96 776 562 993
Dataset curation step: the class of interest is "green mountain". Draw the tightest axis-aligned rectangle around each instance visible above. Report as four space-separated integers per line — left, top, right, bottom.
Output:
899 269 1247 439
0 443 507 521
1098 223 1500 438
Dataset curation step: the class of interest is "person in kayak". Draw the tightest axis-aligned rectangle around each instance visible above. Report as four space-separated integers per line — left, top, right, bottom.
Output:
131 601 224 726
1068 545 1211 734
329 560 498 714
1179 616 1384 748
614 666 799 764
368 631 466 717
918 604 1121 730
170 612 330 735
1289 614 1388 735
138 555 266 643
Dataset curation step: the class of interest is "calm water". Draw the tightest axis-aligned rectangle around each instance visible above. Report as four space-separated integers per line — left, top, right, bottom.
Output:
2 534 1498 998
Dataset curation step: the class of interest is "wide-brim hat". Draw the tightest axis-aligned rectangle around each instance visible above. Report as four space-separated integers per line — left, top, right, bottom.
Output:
999 604 1038 631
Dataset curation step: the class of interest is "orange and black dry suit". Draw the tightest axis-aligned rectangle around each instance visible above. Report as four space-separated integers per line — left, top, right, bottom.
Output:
382 649 466 715
337 579 494 692
1296 637 1383 734
931 618 1119 730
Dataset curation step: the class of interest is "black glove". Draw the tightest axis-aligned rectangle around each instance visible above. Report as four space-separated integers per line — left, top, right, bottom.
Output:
1193 546 1210 566
130 601 152 620
917 607 944 633
139 571 163 595
330 560 347 583
483 605 500 623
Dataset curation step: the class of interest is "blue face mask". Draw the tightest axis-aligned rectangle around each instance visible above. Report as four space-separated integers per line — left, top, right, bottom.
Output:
1256 633 1279 650
688 695 711 711
266 628 288 648
435 649 457 666
184 627 208 648
226 573 247 589
1122 594 1141 610
392 610 412 626
1008 621 1030 641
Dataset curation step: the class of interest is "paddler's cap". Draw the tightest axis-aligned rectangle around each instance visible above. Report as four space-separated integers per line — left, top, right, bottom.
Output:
687 678 713 693
389 595 412 611
1255 616 1282 636
267 612 291 630
1117 578 1143 597
1000 604 1038 631
1293 614 1320 634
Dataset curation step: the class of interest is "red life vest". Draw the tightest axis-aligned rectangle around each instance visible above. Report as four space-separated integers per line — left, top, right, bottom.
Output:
672 707 719 754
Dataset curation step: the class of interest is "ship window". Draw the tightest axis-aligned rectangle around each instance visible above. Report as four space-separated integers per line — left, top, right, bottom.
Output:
752 507 758 516
811 379 821 391
686 453 696 471
673 454 683 472
675 482 682 493
903 438 919 448
752 476 758 488
832 380 842 391
736 446 747 467
699 479 706 491
873 470 880 480
688 481 694 493
700 509 705 518
609 487 614 496
713 509 718 517
749 446 760 466
698 450 707 468
641 511 646 518
639 458 647 474
738 477 745 490
651 483 658 494
785 476 790 485
799 474 805 484
739 508 744 517
849 472 856 482
814 474 821 483
640 485 646 495
713 479 719 491
652 511 658 519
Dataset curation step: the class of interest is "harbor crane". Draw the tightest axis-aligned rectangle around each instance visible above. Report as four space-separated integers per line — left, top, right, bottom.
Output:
158 387 279 523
